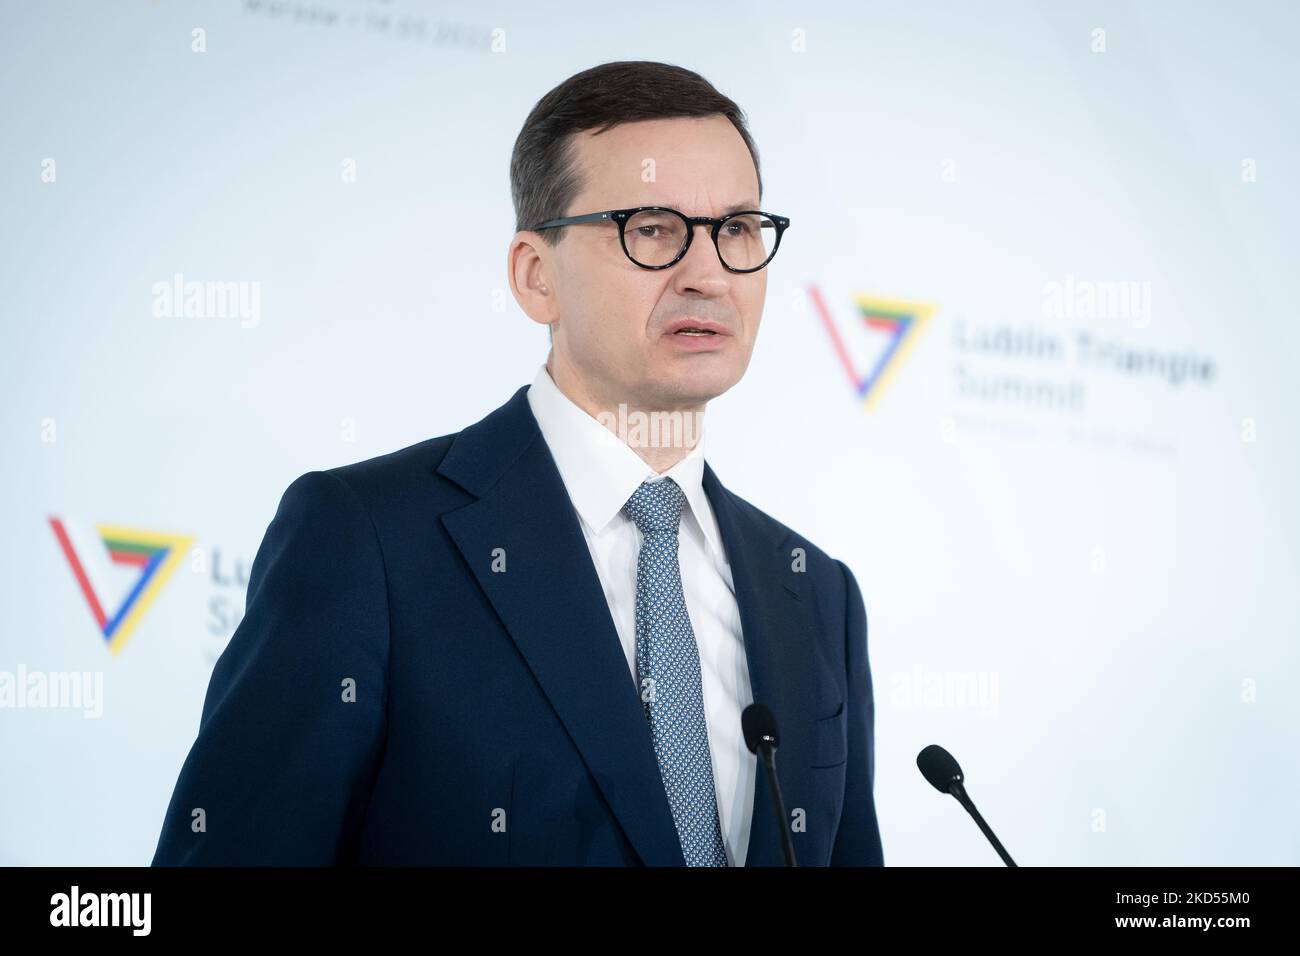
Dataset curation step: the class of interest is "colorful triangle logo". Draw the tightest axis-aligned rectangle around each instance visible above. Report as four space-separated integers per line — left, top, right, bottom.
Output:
808 284 935 410
48 517 194 657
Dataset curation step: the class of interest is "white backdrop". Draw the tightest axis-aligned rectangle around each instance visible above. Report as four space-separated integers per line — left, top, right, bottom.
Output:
2 0 1297 866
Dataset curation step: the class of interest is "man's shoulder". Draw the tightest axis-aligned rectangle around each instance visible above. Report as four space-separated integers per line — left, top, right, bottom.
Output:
709 472 848 580
269 422 475 532
311 385 534 508
326 432 456 490
709 475 861 630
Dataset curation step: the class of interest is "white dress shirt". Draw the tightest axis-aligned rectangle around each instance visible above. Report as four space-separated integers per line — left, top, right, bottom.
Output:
526 362 755 866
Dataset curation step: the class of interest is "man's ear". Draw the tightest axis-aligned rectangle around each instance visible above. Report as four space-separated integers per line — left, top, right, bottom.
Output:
507 231 556 329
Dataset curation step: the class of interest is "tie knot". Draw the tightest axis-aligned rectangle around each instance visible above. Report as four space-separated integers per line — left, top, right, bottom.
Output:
623 477 687 534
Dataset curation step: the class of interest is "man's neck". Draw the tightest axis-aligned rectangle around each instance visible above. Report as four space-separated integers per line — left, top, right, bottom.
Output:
546 356 705 474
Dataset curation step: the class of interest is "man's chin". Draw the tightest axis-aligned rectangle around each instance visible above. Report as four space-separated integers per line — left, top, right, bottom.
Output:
646 364 741 408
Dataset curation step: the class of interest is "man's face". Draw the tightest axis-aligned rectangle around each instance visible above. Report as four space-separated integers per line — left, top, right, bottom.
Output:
533 115 767 412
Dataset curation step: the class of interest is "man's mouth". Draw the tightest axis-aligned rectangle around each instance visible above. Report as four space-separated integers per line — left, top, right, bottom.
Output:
674 328 717 336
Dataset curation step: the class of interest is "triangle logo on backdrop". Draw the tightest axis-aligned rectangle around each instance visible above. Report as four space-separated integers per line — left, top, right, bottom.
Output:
49 517 194 657
808 284 934 410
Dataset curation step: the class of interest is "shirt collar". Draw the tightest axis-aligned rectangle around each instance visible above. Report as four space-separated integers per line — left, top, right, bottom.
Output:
525 363 720 554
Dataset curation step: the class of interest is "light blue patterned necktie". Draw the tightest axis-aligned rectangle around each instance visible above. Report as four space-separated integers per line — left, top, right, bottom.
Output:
623 477 729 867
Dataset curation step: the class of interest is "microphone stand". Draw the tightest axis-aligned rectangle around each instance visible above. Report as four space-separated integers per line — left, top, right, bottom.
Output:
758 736 798 867
949 781 1016 867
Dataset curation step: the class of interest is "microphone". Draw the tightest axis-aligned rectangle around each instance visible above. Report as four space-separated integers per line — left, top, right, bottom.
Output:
742 703 797 866
916 744 1017 866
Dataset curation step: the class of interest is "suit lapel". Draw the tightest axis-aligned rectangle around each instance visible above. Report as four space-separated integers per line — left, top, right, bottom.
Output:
702 463 820 867
436 386 685 866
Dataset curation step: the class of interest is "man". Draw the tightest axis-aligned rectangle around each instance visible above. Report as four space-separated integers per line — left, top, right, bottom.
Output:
152 61 883 866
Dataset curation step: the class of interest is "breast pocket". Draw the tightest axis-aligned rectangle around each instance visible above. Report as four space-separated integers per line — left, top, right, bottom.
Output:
809 699 847 769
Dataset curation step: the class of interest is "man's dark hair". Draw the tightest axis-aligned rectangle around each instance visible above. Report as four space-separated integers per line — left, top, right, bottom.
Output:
510 60 763 245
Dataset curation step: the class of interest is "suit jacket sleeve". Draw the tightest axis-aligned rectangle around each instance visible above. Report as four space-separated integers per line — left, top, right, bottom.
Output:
830 558 885 865
152 470 390 865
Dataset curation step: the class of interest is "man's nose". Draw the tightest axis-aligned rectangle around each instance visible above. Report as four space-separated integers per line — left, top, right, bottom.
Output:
671 223 731 296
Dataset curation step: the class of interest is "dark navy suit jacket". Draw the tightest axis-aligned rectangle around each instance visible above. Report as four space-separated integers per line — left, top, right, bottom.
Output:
152 383 884 865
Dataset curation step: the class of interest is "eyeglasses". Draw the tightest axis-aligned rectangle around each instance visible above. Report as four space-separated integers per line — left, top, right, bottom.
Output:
527 206 791 274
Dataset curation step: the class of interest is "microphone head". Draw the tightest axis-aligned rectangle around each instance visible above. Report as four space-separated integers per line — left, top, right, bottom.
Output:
742 703 780 753
917 744 964 793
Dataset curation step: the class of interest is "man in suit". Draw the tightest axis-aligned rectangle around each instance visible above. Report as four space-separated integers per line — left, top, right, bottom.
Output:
152 60 883 866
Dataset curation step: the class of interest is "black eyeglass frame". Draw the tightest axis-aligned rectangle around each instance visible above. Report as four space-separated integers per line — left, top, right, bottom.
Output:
527 206 791 274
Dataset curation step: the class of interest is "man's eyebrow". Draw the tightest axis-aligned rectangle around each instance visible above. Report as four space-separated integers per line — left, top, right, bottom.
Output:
650 201 761 215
